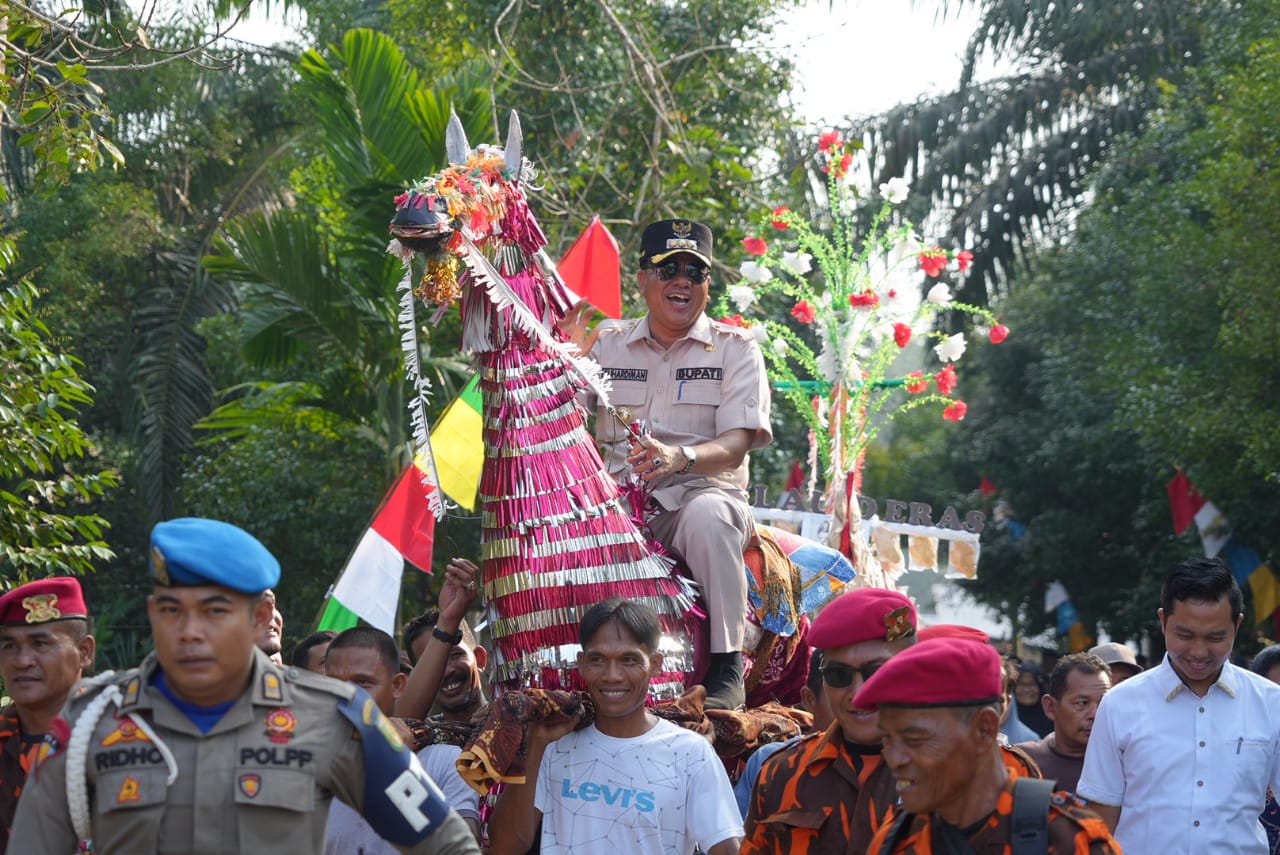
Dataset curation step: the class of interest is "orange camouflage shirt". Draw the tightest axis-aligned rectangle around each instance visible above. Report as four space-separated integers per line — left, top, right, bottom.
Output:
866 774 1121 855
741 720 897 855
0 704 43 851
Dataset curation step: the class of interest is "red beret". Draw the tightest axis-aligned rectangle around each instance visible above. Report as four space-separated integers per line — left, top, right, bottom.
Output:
853 638 1003 710
809 588 917 649
0 577 89 627
917 623 990 644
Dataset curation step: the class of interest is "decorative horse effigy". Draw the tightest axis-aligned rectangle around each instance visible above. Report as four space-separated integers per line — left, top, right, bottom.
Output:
386 112 854 707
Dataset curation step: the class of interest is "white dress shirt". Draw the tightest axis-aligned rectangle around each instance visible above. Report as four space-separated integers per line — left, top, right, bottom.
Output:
1078 654 1280 854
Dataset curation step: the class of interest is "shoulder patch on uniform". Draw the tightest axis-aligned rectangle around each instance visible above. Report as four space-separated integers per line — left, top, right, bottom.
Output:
122 675 141 707
281 666 357 699
336 688 453 847
262 671 284 702
33 717 70 781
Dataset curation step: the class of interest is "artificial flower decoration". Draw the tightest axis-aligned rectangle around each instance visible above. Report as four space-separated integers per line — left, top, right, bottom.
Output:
780 250 813 276
739 260 773 284
714 131 1004 550
936 363 958 395
943 401 968 422
729 283 757 312
879 177 910 204
771 206 792 229
989 323 1010 344
719 314 747 327
791 300 817 324
956 250 974 273
919 249 949 278
926 283 952 305
934 333 966 363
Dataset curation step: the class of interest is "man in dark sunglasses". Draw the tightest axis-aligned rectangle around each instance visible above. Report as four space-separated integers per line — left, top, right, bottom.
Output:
572 218 772 711
742 588 918 854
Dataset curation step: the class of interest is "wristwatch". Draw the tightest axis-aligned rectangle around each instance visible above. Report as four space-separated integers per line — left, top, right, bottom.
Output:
679 446 698 474
432 625 464 645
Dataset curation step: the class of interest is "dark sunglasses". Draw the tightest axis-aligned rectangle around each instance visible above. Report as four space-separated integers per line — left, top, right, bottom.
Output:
649 260 709 284
821 660 886 689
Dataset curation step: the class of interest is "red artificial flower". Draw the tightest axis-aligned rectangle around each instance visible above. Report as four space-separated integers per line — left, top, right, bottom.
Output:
893 323 912 348
989 323 1010 344
849 291 880 309
936 363 958 395
818 131 843 153
825 152 854 179
791 300 816 324
956 250 975 272
905 371 928 394
888 289 898 299
771 206 791 230
742 236 768 256
719 314 747 327
943 400 968 422
919 249 948 278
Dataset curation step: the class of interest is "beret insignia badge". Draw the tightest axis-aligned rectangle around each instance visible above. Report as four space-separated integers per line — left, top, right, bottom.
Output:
883 606 913 642
22 594 60 623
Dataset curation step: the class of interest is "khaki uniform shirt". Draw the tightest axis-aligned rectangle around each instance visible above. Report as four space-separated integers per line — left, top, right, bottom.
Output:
588 314 772 510
12 649 478 855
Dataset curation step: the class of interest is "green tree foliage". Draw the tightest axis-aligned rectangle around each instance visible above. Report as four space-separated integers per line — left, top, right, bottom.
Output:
909 4 1280 645
845 0 1214 305
0 276 117 581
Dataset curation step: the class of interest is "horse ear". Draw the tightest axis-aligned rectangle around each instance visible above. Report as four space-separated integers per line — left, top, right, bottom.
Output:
446 109 471 164
504 110 523 175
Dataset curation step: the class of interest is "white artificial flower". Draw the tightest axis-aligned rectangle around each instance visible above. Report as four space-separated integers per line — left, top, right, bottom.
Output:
728 284 756 312
738 261 774 284
933 333 967 362
780 250 813 276
926 283 952 305
891 230 923 265
387 238 414 261
750 323 769 344
879 176 910 203
772 338 790 356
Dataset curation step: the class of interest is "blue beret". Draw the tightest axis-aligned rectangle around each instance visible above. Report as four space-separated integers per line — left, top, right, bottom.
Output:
150 518 280 594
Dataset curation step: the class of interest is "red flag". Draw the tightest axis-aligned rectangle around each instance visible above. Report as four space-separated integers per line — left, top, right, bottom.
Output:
785 461 805 491
1167 470 1207 536
979 477 999 498
369 463 436 572
558 215 622 319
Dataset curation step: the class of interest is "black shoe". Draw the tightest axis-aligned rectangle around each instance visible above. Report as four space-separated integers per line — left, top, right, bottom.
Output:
703 652 745 710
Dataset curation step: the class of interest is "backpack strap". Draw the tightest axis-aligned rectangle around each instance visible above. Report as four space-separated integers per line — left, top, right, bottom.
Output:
1011 776 1057 855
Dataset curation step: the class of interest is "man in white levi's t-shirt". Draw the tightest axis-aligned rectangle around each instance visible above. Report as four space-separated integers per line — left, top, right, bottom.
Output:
488 598 743 855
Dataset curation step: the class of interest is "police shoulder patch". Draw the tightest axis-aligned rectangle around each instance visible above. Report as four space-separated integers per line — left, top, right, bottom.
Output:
336 688 452 847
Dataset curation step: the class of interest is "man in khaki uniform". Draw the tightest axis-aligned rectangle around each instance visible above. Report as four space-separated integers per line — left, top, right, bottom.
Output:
12 517 478 855
575 218 772 710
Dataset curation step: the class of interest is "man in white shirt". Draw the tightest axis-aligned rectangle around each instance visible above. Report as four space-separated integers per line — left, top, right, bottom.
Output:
1078 557 1280 854
324 626 481 852
488 598 743 855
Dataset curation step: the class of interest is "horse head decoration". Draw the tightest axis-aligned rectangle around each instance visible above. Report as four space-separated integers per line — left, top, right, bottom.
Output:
389 112 697 696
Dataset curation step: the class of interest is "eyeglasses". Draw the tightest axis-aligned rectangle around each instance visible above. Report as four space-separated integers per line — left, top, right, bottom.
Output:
821 660 887 689
649 260 709 284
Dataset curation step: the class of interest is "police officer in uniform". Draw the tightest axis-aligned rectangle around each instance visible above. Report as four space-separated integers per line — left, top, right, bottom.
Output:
12 517 479 854
568 218 772 710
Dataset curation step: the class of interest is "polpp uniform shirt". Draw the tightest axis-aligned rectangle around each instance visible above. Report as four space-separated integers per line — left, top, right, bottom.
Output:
587 314 772 511
11 649 479 855
1077 655 1280 855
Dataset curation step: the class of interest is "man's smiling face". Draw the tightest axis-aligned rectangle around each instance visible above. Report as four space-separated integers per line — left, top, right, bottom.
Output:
638 252 710 345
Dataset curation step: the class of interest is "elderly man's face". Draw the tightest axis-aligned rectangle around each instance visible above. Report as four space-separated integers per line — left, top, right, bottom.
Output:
254 589 283 657
0 622 94 714
1045 667 1109 756
879 705 996 822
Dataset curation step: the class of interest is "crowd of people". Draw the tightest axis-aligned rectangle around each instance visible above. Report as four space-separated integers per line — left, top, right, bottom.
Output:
2 217 1278 854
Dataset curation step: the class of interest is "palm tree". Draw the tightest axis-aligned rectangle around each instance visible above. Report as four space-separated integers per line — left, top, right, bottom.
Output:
202 29 493 478
842 0 1209 305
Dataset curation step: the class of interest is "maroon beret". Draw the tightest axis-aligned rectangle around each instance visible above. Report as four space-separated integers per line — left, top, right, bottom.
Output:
917 623 990 644
0 577 89 627
853 638 1003 710
809 588 917 649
